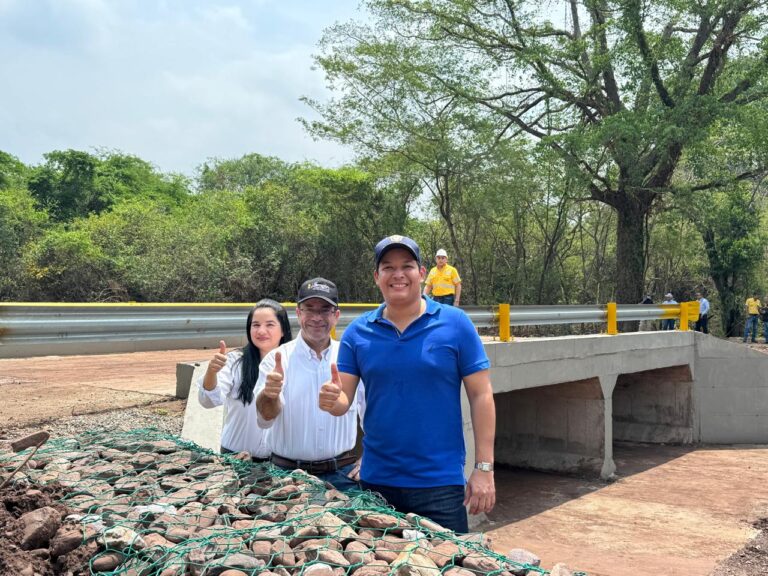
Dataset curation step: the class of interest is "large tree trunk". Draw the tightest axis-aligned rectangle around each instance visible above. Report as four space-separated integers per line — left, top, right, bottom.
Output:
613 195 650 305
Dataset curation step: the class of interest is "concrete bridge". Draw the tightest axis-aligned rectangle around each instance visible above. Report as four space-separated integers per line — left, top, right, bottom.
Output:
182 332 768 480
462 331 767 479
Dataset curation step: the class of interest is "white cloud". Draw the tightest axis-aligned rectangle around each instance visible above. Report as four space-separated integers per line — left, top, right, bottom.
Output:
0 0 363 174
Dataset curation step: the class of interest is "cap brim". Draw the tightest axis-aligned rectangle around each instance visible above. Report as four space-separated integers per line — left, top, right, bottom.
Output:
297 295 338 306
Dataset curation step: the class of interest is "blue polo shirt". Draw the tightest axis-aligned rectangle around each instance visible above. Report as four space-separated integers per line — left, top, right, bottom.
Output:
337 297 490 488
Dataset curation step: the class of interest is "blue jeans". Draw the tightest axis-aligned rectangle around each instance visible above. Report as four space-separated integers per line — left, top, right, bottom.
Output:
315 463 360 492
433 294 455 306
274 462 360 493
744 315 759 342
361 481 467 534
662 319 676 330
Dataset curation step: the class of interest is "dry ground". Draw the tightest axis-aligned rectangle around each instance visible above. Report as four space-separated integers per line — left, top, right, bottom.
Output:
0 348 208 428
2 344 768 575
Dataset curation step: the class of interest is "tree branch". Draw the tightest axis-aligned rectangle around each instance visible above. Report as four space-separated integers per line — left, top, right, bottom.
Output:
624 0 675 107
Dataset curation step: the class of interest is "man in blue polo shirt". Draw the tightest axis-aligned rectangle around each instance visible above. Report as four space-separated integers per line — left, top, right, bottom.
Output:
318 235 496 533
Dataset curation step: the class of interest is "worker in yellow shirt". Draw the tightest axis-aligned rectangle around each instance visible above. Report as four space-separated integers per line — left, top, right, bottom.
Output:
744 292 761 343
423 248 462 306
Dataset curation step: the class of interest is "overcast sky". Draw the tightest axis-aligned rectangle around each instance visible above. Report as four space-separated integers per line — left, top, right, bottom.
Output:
0 0 362 175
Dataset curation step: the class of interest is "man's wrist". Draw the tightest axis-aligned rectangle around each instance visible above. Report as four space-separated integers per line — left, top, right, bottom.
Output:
474 461 494 472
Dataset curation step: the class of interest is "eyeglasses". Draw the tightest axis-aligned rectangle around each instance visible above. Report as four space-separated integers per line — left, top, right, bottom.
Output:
298 306 337 317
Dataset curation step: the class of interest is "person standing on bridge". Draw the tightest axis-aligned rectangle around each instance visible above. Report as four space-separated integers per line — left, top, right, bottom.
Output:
744 292 761 343
198 299 292 461
254 278 364 492
639 294 655 331
662 293 678 330
319 235 495 533
423 248 462 306
695 292 710 334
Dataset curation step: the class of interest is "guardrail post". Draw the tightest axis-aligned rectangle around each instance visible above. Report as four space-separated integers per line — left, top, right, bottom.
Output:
607 302 618 335
331 327 338 340
498 303 511 342
679 302 689 331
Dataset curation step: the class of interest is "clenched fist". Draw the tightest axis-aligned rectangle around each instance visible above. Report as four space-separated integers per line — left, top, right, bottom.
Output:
207 340 228 374
319 363 342 412
263 351 285 400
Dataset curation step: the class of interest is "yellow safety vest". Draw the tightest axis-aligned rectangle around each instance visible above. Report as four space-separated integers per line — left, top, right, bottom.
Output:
426 264 461 296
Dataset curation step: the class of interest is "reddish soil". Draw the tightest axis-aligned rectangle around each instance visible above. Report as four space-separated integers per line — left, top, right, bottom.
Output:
485 444 768 575
0 482 74 576
0 349 209 430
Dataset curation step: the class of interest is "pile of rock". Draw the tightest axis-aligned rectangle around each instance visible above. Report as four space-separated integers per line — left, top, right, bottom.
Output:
0 430 577 576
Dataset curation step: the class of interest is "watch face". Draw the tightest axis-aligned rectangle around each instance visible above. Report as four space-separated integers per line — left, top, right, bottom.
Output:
475 462 493 472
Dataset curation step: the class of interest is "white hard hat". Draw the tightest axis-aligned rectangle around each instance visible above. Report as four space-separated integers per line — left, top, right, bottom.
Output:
436 249 448 257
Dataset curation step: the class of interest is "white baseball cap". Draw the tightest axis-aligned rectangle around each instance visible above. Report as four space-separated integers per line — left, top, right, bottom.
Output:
436 249 448 257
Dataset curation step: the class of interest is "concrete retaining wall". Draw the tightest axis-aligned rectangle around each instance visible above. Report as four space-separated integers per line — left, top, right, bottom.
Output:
694 335 768 443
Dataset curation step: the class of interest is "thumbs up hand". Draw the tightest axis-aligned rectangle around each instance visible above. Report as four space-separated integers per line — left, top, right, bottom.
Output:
263 351 284 400
208 340 228 374
319 363 342 412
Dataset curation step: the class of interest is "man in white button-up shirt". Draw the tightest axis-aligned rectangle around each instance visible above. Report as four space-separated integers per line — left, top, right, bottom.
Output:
255 278 363 491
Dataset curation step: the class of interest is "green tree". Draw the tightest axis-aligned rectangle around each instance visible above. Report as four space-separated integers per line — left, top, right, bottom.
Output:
28 149 190 222
0 187 48 299
0 151 29 190
311 0 768 307
197 153 292 193
696 188 763 335
23 227 112 301
303 28 537 302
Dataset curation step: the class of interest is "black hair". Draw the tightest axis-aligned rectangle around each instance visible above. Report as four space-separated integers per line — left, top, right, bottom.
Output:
235 299 292 406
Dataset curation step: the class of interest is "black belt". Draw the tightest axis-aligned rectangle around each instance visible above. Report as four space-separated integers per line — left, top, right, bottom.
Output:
220 446 269 463
270 451 357 475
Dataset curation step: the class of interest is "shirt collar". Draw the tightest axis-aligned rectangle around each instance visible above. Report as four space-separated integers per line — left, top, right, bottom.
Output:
297 332 332 360
368 296 439 323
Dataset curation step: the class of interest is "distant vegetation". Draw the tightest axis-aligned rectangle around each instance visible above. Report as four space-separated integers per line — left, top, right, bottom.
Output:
2 1 768 337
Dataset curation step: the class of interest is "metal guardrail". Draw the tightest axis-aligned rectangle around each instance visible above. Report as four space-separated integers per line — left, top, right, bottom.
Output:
0 301 698 358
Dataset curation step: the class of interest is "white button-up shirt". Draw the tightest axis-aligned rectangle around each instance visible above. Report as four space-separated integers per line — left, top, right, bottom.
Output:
255 333 364 461
699 297 710 315
197 350 270 458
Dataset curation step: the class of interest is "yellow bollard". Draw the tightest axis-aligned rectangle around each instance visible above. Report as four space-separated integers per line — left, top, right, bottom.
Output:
498 303 511 342
687 300 700 329
679 302 688 331
607 302 618 335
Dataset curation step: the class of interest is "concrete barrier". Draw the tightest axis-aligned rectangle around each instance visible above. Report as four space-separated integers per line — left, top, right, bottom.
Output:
180 362 224 453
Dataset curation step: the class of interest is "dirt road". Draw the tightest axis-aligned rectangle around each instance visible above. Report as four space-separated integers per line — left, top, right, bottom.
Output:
2 347 768 575
484 444 768 575
0 348 208 428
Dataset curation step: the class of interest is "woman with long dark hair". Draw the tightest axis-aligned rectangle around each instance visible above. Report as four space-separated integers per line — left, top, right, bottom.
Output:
199 299 292 460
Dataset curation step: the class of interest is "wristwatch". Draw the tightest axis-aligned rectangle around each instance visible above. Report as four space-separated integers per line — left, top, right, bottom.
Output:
474 462 494 472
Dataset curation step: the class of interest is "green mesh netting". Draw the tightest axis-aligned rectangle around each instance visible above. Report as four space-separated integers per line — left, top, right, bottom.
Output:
1 428 585 576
